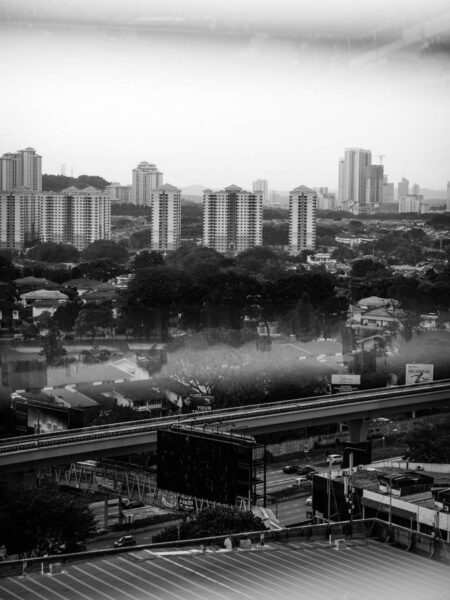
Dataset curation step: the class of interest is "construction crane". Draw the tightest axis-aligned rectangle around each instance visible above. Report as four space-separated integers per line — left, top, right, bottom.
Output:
378 154 385 165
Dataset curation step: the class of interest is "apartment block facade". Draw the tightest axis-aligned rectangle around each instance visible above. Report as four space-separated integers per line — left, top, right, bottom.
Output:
0 187 110 251
150 184 181 252
131 161 163 206
0 147 42 192
203 185 262 255
288 185 317 255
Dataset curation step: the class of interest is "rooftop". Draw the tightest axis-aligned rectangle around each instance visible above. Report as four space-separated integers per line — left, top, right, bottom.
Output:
0 537 448 600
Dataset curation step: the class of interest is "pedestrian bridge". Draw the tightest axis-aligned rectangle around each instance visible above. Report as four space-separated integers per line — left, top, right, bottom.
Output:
1 380 450 473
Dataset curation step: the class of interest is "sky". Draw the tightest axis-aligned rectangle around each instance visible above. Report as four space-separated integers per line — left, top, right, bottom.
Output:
0 1 449 192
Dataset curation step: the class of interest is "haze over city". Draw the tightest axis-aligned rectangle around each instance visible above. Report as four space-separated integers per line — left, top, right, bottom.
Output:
1 0 449 190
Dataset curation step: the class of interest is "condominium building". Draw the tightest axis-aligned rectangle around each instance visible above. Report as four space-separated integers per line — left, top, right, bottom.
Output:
105 182 133 204
365 165 384 206
150 184 181 252
203 185 263 255
398 177 409 199
0 188 40 250
399 194 428 214
289 185 317 255
411 183 420 196
0 187 111 251
252 179 269 204
131 161 163 206
338 148 372 210
0 147 42 192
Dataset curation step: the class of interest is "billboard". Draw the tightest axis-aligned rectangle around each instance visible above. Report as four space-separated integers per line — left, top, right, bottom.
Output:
405 364 434 385
343 441 372 468
331 374 361 393
157 428 260 505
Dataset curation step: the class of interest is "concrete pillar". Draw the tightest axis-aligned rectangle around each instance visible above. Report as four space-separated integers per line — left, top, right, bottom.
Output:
103 496 109 529
347 419 369 443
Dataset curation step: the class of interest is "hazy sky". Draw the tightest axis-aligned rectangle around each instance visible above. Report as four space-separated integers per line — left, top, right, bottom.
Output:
1 1 449 191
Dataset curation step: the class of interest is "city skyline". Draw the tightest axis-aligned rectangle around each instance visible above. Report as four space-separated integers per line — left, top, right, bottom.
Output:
0 2 449 191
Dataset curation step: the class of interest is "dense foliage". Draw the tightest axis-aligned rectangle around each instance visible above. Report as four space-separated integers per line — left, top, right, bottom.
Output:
42 173 110 192
0 480 95 557
403 421 450 463
153 506 265 543
27 242 80 263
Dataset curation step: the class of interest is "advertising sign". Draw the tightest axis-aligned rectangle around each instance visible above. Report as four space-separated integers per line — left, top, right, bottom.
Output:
331 374 361 393
405 364 434 385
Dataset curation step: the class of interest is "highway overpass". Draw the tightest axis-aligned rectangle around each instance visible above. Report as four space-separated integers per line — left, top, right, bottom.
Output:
1 380 450 473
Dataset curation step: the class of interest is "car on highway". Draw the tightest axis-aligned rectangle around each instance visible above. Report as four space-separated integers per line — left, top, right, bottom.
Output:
113 535 136 548
296 465 317 477
305 496 313 506
293 475 310 487
283 465 297 474
327 454 343 465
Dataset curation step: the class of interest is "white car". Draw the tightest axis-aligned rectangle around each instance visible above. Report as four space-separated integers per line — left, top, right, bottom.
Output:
305 496 313 506
327 454 343 465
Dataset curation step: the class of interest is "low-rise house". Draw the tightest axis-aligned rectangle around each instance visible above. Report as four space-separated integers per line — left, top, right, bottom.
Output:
20 289 68 307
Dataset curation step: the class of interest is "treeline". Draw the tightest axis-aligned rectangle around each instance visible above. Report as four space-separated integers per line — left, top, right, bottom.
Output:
42 173 110 192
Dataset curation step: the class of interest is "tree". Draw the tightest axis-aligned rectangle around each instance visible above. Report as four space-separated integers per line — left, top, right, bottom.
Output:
292 292 317 341
39 319 67 365
131 250 164 270
27 242 80 263
129 229 152 250
53 298 82 331
0 255 20 282
81 240 129 264
403 421 450 463
75 258 127 281
351 258 388 279
153 506 265 543
0 480 95 557
74 303 115 340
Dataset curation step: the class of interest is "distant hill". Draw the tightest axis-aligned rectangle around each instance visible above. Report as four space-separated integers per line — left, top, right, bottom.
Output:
42 174 111 192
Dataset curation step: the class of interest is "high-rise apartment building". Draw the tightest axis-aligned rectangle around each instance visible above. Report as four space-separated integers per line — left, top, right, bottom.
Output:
131 162 163 206
398 177 409 199
105 182 133 204
339 148 372 210
411 183 420 196
338 159 345 205
365 165 384 206
0 187 111 251
252 179 269 204
288 186 317 255
0 188 40 250
150 184 181 252
399 194 428 214
0 147 42 192
203 185 262 255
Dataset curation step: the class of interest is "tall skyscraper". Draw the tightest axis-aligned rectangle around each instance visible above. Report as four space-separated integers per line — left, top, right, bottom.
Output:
288 186 317 255
411 183 420 196
150 184 181 252
338 158 345 205
365 165 384 205
340 148 372 210
0 147 42 192
398 177 409 199
252 179 268 204
203 185 262 255
131 161 163 206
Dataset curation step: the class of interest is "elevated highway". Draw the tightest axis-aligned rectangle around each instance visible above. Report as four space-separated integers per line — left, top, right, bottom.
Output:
1 380 450 473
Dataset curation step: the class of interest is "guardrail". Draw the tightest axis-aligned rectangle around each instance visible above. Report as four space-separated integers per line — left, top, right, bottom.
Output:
0 519 371 578
1 379 450 456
